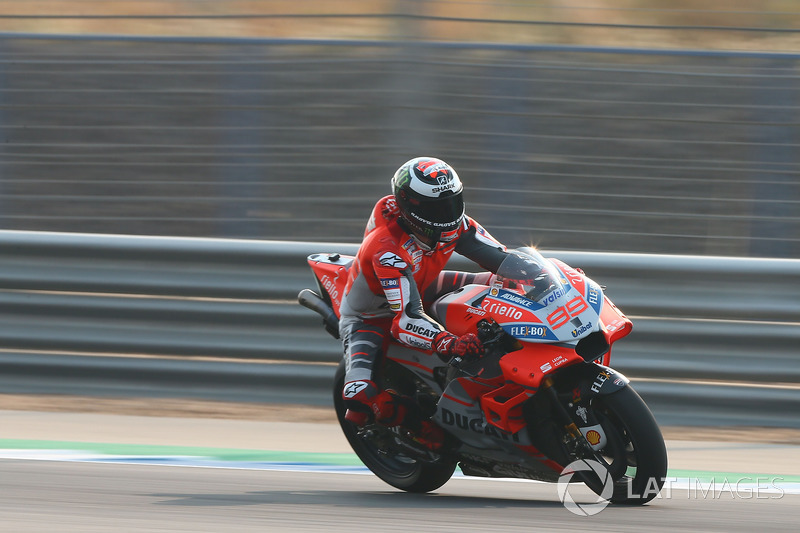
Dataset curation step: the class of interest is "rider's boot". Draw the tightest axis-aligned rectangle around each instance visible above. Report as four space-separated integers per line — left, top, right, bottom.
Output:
344 386 445 450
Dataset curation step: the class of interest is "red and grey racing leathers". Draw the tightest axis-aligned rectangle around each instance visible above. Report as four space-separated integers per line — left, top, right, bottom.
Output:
340 195 508 419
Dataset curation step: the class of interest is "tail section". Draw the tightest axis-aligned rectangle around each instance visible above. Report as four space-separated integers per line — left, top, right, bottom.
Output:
298 253 354 339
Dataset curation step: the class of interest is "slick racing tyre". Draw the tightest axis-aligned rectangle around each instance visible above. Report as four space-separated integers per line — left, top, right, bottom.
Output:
582 385 668 505
333 361 456 493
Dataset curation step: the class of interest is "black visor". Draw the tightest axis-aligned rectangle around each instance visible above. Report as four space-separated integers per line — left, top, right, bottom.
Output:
406 191 465 231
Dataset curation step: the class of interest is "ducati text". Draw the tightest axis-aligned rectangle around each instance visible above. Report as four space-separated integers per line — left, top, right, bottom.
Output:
440 408 521 443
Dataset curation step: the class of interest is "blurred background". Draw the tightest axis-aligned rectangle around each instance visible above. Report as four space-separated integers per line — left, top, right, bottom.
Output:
0 0 797 257
0 2 799 495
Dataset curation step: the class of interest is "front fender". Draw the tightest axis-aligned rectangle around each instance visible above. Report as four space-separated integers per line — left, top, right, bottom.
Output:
552 362 630 399
587 363 630 396
519 361 632 468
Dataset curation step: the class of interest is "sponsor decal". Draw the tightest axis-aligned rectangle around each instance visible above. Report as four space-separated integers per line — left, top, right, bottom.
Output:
440 408 520 443
394 167 411 189
506 324 551 340
435 335 452 352
483 301 524 320
381 197 398 219
510 325 550 339
440 229 459 242
404 322 438 339
497 291 536 309
319 274 340 307
571 322 593 338
591 369 613 393
585 430 602 446
561 265 583 283
588 285 600 306
431 184 456 193
384 288 401 302
489 287 499 297
572 387 582 404
401 335 430 350
540 288 567 306
575 406 588 424
384 284 402 313
380 278 399 288
431 219 461 228
407 209 462 229
581 424 608 451
558 262 587 297
378 252 407 269
540 355 569 373
343 381 369 399
466 307 487 317
473 225 501 247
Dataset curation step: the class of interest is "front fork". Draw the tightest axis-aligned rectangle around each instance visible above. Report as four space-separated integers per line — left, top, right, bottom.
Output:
543 361 630 454
541 376 598 458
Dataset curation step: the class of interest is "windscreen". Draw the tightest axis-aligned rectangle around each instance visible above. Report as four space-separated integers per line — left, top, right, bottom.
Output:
494 248 567 304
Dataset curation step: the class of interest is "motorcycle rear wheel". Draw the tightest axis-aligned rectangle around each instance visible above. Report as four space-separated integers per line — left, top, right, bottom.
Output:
583 385 668 505
333 361 456 493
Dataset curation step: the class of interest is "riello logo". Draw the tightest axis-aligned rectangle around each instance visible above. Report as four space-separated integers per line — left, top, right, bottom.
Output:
483 301 524 320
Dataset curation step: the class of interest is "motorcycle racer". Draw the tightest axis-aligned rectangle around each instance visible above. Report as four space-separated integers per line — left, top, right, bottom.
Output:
340 156 509 448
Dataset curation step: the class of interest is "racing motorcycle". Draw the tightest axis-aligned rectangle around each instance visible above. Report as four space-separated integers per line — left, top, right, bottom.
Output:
298 247 667 504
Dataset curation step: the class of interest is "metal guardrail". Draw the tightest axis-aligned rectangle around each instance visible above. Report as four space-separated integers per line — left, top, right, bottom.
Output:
1 230 798 426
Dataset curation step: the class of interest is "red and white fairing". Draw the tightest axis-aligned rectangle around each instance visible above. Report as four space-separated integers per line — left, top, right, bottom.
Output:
433 248 629 348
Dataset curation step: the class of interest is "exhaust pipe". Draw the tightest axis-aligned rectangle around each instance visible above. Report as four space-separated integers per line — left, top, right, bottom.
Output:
298 288 340 339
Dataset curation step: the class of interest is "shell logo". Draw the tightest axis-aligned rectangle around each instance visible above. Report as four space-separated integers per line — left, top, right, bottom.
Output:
585 430 602 446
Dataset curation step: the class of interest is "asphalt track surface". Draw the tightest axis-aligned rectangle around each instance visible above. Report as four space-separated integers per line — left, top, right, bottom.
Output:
2 460 799 533
2 411 800 532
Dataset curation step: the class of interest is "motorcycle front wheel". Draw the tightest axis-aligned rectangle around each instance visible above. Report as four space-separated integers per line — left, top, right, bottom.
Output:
333 361 456 493
583 385 668 505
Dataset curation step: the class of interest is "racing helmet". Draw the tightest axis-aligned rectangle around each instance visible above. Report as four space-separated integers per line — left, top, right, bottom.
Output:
390 157 465 249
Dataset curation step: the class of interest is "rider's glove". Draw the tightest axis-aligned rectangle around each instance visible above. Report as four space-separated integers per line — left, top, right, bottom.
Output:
433 331 484 366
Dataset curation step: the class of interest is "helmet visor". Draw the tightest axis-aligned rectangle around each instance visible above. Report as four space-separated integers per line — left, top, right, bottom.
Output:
406 191 465 233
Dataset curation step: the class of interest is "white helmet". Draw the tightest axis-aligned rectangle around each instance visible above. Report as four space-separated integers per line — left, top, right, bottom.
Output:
390 157 465 248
